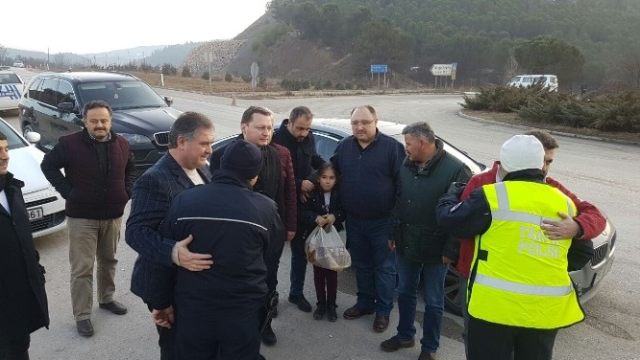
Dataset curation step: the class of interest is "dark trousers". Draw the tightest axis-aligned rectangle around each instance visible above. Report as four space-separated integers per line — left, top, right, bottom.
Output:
148 304 176 360
266 239 285 292
289 231 308 296
468 316 558 360
313 265 337 303
156 324 177 360
0 335 30 360
176 311 260 360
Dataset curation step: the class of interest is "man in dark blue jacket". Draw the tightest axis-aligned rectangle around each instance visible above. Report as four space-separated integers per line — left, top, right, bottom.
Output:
126 111 214 359
0 131 49 360
150 139 283 360
272 106 325 313
330 105 405 332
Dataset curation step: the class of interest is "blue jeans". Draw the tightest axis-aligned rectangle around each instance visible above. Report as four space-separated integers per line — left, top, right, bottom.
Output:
346 217 396 316
289 230 308 296
396 254 447 354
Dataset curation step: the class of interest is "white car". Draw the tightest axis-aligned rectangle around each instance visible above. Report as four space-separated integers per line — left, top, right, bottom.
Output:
0 116 66 237
12 61 25 68
508 74 559 92
0 70 25 111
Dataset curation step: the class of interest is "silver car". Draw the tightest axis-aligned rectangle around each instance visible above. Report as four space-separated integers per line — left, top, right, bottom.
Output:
214 118 616 314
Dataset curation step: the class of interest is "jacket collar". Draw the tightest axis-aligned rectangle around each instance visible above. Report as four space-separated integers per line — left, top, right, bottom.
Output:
81 128 117 145
164 153 210 188
210 169 253 190
403 139 445 174
503 168 545 183
276 119 313 145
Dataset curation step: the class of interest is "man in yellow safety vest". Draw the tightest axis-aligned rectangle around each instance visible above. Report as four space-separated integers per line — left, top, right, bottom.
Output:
436 135 584 360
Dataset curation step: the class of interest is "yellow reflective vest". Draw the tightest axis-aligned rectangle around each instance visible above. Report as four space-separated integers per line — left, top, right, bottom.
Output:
467 181 584 329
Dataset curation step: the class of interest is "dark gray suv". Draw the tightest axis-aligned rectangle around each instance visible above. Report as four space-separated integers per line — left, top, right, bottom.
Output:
18 71 180 175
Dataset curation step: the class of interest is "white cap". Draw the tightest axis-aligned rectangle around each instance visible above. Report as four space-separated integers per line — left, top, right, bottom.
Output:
499 135 545 173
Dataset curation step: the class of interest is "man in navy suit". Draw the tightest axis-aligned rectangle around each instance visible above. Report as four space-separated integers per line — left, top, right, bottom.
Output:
126 111 215 360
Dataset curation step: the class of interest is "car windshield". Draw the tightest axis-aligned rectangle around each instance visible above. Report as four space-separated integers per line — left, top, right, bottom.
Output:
0 73 21 84
77 80 167 111
0 120 27 149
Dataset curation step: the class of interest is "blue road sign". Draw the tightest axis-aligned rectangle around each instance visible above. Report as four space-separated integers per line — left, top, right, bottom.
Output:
370 64 388 73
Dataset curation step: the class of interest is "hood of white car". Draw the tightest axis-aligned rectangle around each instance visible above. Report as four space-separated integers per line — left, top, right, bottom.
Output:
8 146 51 195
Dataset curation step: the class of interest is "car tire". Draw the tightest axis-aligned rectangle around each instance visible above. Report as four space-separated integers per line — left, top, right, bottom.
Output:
444 266 463 316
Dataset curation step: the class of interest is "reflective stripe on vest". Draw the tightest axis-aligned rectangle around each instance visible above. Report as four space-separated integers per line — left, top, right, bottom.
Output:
492 182 575 226
468 181 584 329
474 274 573 296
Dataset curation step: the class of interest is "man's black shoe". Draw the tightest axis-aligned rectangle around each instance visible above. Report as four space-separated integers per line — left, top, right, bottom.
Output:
343 305 374 320
99 301 128 315
380 335 415 352
76 319 94 337
288 294 312 312
261 321 277 346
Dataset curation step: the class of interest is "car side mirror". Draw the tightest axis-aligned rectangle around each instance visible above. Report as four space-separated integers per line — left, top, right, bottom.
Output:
164 96 173 106
58 102 75 113
25 131 41 144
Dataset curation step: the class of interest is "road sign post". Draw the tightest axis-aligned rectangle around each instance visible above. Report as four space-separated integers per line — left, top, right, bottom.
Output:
430 63 457 90
370 64 388 88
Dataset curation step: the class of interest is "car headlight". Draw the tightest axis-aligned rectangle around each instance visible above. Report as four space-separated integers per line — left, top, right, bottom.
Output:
118 133 152 145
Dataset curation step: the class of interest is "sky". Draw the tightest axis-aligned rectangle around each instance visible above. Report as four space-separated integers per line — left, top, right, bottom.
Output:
3 0 271 54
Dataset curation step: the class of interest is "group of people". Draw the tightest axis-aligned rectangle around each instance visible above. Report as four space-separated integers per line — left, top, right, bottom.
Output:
0 98 606 360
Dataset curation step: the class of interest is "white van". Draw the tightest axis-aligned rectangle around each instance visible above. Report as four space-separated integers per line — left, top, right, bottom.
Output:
0 70 25 111
508 74 558 92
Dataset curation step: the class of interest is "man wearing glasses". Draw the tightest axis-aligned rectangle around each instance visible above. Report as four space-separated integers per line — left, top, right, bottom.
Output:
330 105 405 332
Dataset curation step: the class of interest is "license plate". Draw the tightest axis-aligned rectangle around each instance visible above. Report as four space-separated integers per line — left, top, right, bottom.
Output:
28 207 44 221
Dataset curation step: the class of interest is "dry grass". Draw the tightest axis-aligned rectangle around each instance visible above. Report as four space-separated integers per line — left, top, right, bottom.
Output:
131 71 277 94
462 110 640 143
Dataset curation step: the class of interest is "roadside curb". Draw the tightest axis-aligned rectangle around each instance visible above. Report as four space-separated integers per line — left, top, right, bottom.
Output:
458 111 640 147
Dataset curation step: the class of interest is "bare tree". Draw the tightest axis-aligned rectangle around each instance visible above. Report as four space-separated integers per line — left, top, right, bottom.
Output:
620 53 640 90
0 44 7 66
53 53 67 69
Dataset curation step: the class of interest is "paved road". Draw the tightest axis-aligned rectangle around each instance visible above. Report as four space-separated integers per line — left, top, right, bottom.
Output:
1 74 639 359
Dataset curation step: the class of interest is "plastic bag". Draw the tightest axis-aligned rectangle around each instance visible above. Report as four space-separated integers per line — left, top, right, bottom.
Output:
305 225 351 271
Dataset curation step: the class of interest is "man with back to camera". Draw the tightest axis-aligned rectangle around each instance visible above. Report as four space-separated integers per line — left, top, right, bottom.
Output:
271 105 326 313
41 100 134 337
210 105 297 346
126 111 215 359
150 139 283 360
454 129 606 359
437 135 585 360
0 131 49 360
330 105 405 332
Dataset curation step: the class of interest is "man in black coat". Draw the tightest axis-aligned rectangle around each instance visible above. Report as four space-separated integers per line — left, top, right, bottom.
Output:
150 139 283 360
0 131 49 360
271 106 325 313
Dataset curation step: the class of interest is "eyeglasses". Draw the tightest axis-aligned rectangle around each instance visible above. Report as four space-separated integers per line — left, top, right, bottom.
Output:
350 120 375 127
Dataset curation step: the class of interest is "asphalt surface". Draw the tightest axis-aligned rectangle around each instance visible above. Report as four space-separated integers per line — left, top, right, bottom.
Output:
2 69 639 359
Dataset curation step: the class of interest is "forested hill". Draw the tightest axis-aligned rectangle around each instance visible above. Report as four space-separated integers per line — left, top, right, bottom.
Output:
267 0 640 88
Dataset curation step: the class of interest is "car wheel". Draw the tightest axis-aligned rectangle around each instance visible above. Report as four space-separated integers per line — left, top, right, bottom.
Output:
444 266 463 316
